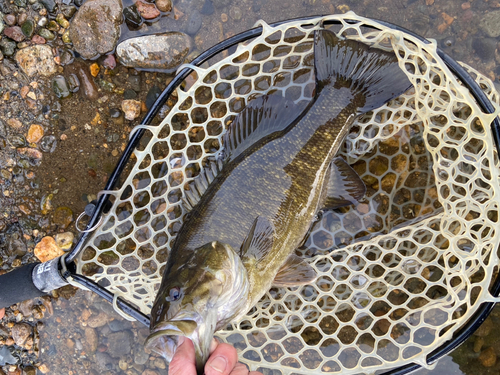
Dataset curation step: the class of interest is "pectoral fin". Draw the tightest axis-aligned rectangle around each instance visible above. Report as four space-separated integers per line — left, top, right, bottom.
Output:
323 157 366 209
240 216 275 265
273 254 318 287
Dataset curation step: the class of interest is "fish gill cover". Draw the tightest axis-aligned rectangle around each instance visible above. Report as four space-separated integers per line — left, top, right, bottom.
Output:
75 12 500 375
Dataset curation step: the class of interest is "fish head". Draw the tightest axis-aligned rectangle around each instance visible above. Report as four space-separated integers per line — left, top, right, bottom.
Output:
146 241 249 370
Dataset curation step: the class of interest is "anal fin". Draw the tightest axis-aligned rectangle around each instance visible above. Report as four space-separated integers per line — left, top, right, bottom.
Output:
273 254 318 287
323 157 366 209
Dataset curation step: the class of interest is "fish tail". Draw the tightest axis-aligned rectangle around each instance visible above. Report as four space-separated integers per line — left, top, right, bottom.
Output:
314 29 412 114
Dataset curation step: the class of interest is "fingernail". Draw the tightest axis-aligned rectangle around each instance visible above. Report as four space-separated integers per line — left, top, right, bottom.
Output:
208 356 227 373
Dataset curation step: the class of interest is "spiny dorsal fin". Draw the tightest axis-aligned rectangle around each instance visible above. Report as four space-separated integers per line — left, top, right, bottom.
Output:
314 29 412 114
222 95 305 163
240 216 274 265
323 157 366 209
182 159 222 211
273 254 318 287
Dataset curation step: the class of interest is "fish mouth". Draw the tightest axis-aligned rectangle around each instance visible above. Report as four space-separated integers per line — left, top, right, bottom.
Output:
145 320 198 362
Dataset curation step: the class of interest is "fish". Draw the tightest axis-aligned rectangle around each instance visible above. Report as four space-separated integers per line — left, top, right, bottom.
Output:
145 28 412 372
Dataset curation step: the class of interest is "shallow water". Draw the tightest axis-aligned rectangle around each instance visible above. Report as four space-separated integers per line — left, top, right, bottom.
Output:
2 0 499 373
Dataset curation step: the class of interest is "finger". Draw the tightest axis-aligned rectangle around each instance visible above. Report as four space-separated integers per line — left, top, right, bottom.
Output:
229 363 250 375
209 338 219 355
205 343 238 375
169 337 197 375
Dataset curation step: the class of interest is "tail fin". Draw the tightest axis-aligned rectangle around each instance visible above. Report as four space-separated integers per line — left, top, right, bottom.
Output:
314 29 412 114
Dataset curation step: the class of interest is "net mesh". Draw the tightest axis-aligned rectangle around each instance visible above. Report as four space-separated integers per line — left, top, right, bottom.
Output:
75 12 500 374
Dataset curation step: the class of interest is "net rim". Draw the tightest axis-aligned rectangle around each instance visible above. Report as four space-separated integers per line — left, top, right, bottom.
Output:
65 12 500 375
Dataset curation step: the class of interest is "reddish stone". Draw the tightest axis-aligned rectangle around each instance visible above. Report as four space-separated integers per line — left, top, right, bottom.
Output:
103 54 116 69
31 35 46 44
4 26 25 42
135 1 160 19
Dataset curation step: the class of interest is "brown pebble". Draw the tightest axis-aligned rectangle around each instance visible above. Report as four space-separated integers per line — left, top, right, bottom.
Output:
221 13 228 22
20 86 29 98
474 336 484 353
4 14 16 26
34 236 64 262
7 118 22 129
17 147 42 159
31 35 46 44
462 2 471 9
38 364 49 374
27 124 44 143
17 13 27 25
479 347 496 367
134 0 160 19
155 0 172 12
4 26 25 42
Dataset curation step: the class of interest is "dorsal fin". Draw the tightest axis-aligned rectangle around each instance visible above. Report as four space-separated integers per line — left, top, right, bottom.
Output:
182 159 223 210
222 95 305 163
240 216 274 266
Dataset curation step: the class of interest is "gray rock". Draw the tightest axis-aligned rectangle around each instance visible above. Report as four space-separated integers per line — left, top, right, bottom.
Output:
40 0 56 12
133 344 149 365
107 330 133 357
69 0 122 59
0 346 17 366
116 32 191 71
472 37 497 61
15 45 57 76
108 319 133 332
96 351 114 371
186 9 202 35
0 38 16 57
480 10 500 38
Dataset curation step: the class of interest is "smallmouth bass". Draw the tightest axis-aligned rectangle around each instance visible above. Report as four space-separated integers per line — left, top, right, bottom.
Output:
145 28 412 372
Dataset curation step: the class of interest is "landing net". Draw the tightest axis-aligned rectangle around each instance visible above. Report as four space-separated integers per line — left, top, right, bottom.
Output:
75 12 500 374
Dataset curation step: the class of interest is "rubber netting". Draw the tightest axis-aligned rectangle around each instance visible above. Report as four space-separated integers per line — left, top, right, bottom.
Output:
76 12 500 374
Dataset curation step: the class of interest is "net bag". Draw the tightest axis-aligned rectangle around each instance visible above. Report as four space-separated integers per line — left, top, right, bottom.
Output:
70 12 500 375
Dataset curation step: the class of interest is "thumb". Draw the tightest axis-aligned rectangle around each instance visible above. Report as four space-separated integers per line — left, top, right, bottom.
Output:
169 337 197 375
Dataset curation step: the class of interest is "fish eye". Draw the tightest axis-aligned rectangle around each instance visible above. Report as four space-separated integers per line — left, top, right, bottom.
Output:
167 287 181 302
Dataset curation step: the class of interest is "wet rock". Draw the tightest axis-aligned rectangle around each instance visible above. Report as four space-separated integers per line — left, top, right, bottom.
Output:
61 5 77 18
123 89 137 99
103 54 116 69
21 20 34 38
0 38 16 56
26 124 43 143
69 0 123 59
4 26 25 42
135 0 159 19
479 346 496 367
14 0 27 7
39 135 57 152
134 344 149 365
229 6 241 20
107 331 133 357
84 327 98 352
67 73 79 92
7 119 22 129
472 38 496 61
31 35 46 44
15 45 56 76
56 13 69 28
116 32 191 71
96 352 114 371
52 75 71 99
54 232 74 250
19 300 34 317
480 10 500 38
67 63 98 100
156 0 171 12
0 347 17 366
200 0 214 15
40 0 57 12
122 99 141 120
18 13 27 25
123 5 142 29
146 85 162 109
52 206 73 228
11 323 32 346
34 236 64 262
186 10 202 35
87 312 110 328
38 28 55 40
4 14 16 26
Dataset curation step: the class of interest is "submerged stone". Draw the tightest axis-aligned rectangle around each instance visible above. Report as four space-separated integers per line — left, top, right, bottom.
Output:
15 45 57 76
52 75 71 98
4 26 25 42
116 32 191 71
123 4 142 29
146 85 162 109
40 0 57 12
186 10 202 35
21 20 35 37
69 0 123 59
0 38 16 56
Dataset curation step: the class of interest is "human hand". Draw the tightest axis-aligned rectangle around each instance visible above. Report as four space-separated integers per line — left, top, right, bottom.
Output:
168 336 263 375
